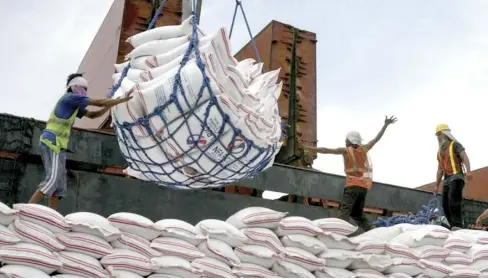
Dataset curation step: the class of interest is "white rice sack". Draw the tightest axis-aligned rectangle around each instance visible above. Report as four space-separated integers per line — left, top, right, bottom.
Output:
13 203 71 233
57 251 109 277
0 265 50 278
65 212 121 242
151 236 205 261
272 261 315 278
241 227 284 253
195 219 248 247
353 269 386 278
313 218 358 235
114 61 130 73
385 258 424 277
151 255 201 278
191 257 235 278
388 273 413 278
449 269 481 278
198 238 241 266
52 275 83 278
107 212 160 240
107 266 144 278
56 231 113 259
276 216 323 237
0 223 20 245
226 207 288 229
0 201 18 225
155 218 206 246
389 226 449 248
234 244 279 269
443 250 473 266
0 242 62 274
452 229 488 244
100 248 153 276
9 218 65 252
281 234 327 255
386 243 418 260
318 249 358 268
233 262 279 278
358 225 404 242
419 259 452 278
314 267 356 278
411 245 450 262
281 246 325 271
111 231 162 258
349 254 392 272
127 35 191 59
351 237 386 254
127 16 198 48
444 231 480 252
317 232 357 250
466 244 488 271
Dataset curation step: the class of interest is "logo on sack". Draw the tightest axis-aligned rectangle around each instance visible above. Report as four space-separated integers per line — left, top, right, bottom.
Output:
187 134 207 147
227 137 246 154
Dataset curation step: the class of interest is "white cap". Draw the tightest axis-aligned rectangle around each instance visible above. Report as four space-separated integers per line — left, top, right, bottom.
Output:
67 76 88 88
346 131 362 145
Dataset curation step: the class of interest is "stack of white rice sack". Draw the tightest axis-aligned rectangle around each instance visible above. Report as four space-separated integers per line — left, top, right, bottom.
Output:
1 202 488 278
110 16 283 188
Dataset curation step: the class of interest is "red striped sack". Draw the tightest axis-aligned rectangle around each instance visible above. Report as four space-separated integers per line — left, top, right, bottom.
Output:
233 263 280 278
65 212 121 242
100 248 153 276
234 244 279 269
106 266 143 278
0 223 20 245
191 257 235 278
226 207 288 230
313 218 358 236
198 238 241 266
10 218 65 252
111 231 161 258
150 236 204 261
241 227 284 253
0 265 50 278
0 242 62 274
56 232 113 259
281 234 326 255
151 255 201 277
280 246 325 272
13 203 70 233
56 251 109 278
155 219 206 246
107 212 160 240
272 261 315 278
275 217 322 237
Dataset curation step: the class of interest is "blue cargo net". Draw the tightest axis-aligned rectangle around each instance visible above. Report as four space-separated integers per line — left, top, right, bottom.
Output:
374 195 447 227
108 0 281 189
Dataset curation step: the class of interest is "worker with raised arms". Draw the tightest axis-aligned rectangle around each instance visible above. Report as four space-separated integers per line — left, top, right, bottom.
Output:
300 116 397 232
434 124 472 230
28 73 131 210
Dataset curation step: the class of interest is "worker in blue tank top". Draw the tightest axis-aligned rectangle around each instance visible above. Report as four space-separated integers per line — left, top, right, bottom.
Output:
28 73 132 210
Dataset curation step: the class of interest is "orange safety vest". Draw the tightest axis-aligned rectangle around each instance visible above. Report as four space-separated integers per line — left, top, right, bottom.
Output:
344 146 373 189
437 141 462 176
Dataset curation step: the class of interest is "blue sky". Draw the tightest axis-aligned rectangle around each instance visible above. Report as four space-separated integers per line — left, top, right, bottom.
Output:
0 0 487 194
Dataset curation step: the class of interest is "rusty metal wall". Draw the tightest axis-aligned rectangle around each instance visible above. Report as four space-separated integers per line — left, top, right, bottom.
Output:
234 21 317 166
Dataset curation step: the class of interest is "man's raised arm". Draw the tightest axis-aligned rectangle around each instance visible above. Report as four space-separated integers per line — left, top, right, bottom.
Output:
365 115 397 150
88 96 132 107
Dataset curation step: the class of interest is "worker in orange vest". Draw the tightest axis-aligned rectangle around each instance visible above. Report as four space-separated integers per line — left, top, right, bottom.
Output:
300 116 397 232
434 124 472 229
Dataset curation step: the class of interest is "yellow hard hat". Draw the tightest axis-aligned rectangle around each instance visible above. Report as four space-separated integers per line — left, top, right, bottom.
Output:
435 124 450 135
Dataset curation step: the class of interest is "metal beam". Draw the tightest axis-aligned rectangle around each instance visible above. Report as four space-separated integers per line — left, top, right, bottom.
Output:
1 114 487 217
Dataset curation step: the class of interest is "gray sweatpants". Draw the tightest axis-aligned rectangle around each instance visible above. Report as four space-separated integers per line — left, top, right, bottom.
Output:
38 144 67 198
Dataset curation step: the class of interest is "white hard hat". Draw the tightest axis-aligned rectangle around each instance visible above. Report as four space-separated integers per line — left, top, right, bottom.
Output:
346 131 362 145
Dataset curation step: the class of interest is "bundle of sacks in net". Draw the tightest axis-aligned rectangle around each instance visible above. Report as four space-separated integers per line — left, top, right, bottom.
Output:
2 202 488 278
110 15 283 189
